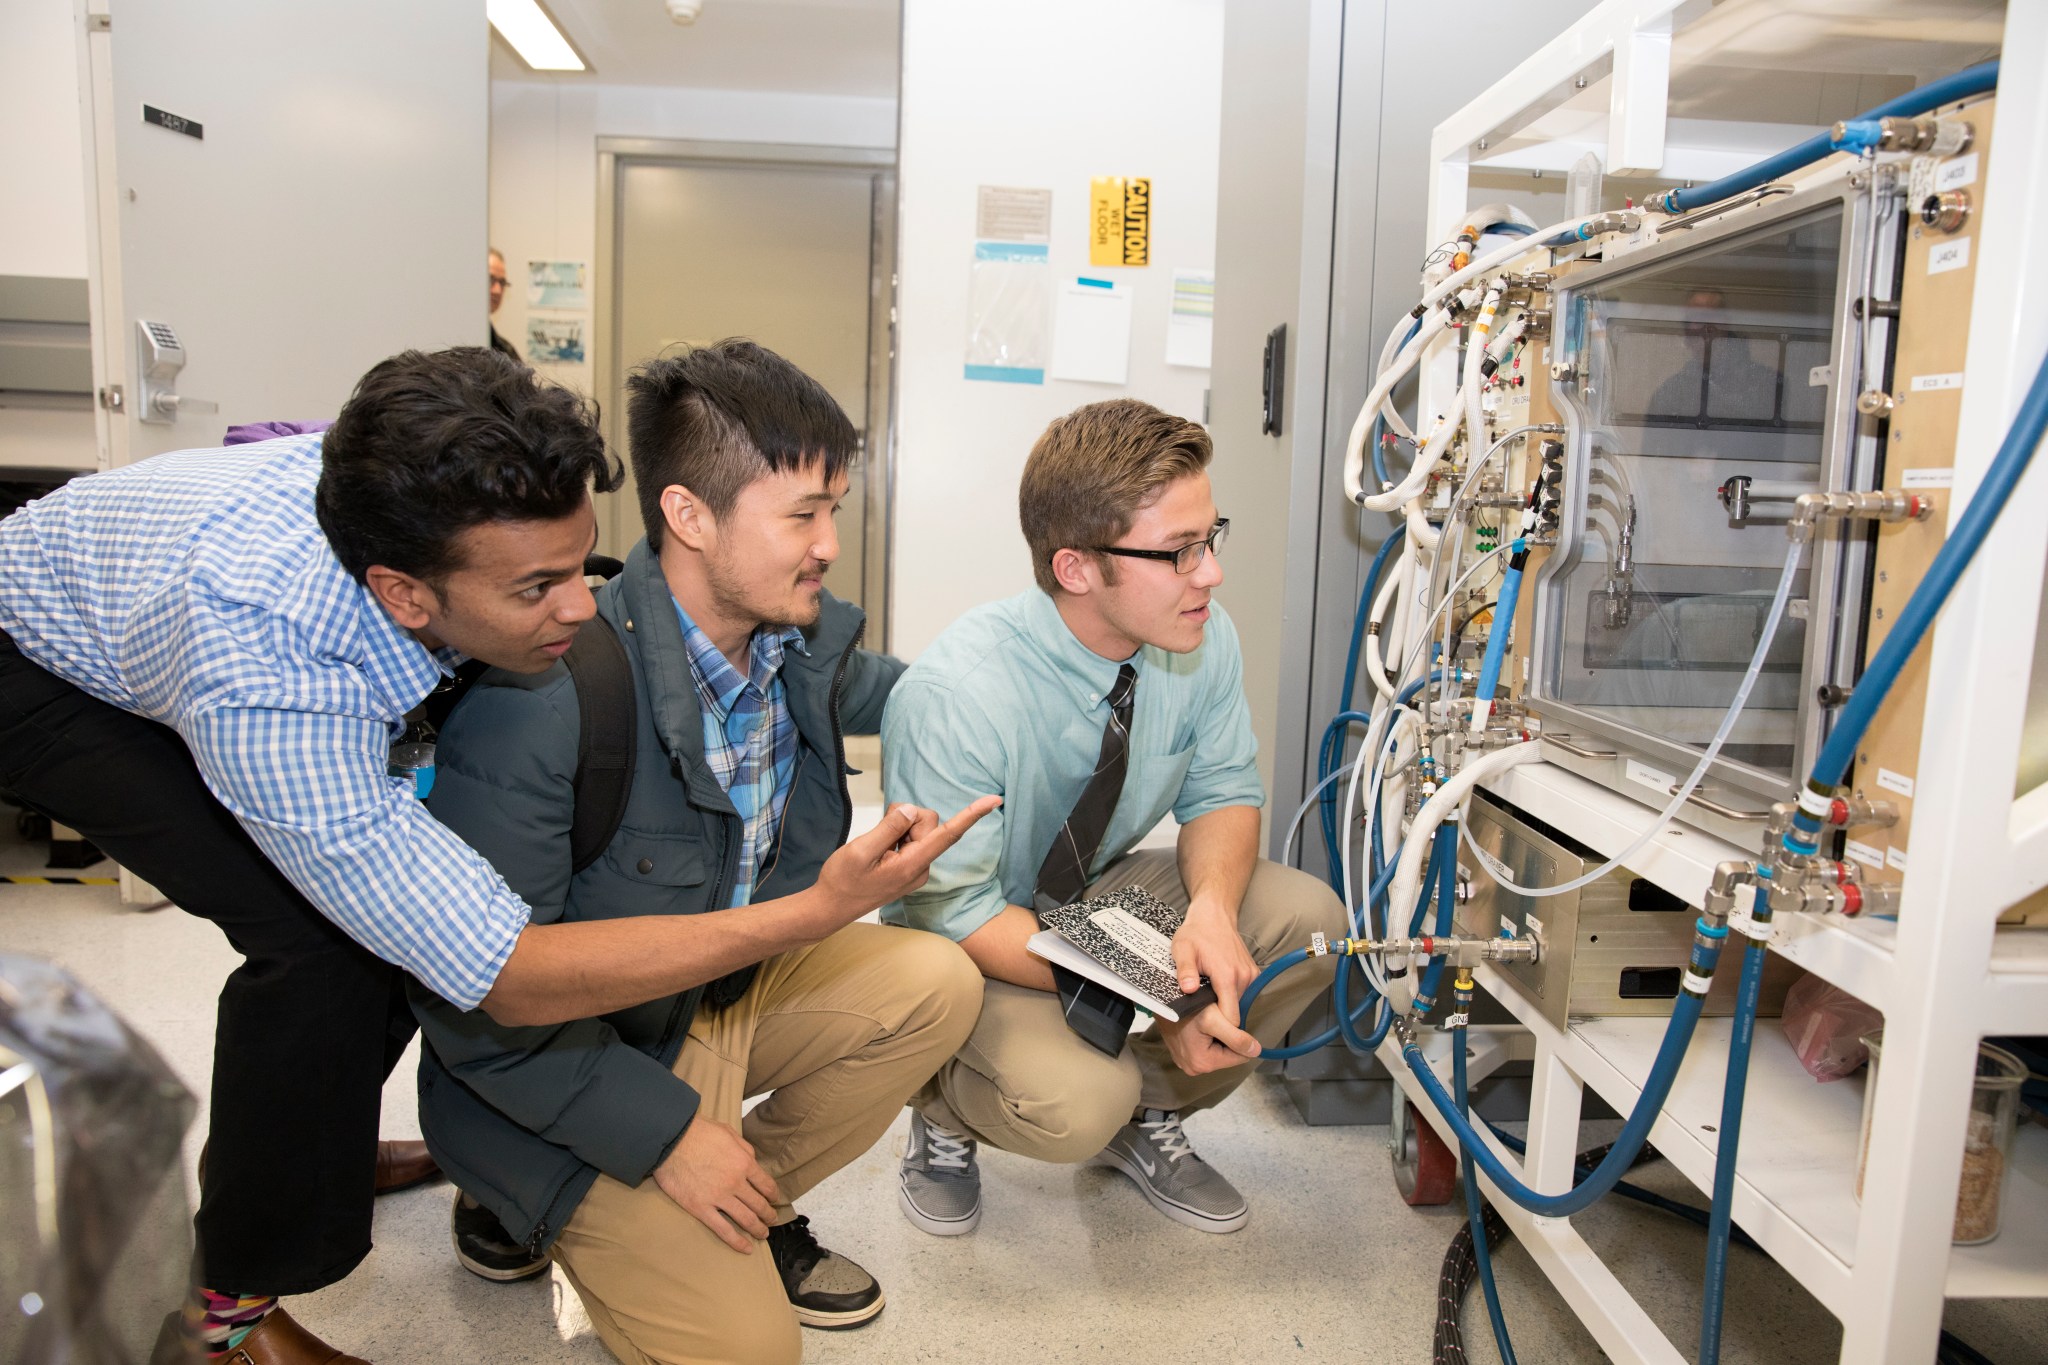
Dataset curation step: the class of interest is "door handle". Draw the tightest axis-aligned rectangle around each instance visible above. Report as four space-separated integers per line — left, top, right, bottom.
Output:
1668 786 1769 822
1541 734 1616 760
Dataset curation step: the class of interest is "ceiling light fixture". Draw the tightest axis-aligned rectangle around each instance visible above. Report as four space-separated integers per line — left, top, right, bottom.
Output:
487 0 587 71
666 0 704 24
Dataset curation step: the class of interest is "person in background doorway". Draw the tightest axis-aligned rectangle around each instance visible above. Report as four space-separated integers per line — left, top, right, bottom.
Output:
415 339 992 1365
489 247 520 361
884 398 1349 1239
0 347 977 1365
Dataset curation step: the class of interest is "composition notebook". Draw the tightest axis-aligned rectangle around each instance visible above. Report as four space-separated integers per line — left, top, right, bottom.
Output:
1026 885 1219 1023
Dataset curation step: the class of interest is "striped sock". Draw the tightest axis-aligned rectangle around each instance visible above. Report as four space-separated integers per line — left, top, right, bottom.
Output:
187 1289 277 1357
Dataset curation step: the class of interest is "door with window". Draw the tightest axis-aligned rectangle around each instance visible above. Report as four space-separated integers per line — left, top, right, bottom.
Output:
603 148 895 641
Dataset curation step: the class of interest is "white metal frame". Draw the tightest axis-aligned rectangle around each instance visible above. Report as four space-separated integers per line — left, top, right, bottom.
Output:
1384 2 2047 1360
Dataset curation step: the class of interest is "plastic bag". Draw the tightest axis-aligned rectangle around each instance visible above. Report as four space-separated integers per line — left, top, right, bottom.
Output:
1782 973 1884 1082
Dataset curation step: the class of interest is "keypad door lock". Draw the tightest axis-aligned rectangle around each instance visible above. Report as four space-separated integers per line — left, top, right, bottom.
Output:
135 319 217 424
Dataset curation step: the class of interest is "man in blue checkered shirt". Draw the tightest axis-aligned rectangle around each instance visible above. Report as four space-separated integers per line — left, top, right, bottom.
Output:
0 347 984 1364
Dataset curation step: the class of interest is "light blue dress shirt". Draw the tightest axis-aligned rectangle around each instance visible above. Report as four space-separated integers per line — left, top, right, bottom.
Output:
0 434 530 1010
880 588 1264 943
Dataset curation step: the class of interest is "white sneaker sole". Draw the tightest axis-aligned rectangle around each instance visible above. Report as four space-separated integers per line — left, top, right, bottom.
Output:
451 1235 551 1282
1090 1148 1249 1234
793 1291 886 1331
897 1182 982 1236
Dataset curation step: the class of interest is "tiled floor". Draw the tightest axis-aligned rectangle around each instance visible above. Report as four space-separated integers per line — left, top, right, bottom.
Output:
4 816 2045 1363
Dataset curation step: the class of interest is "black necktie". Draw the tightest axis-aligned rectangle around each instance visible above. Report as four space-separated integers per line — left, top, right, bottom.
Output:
1035 664 1139 1056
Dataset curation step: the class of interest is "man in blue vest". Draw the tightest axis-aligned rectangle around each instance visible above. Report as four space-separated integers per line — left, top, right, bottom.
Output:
413 340 992 1365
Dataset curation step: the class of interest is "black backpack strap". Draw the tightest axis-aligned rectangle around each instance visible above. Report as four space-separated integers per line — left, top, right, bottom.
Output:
561 615 637 874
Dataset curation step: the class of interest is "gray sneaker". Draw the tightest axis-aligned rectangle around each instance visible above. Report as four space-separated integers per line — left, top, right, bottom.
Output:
898 1111 981 1236
1090 1108 1249 1233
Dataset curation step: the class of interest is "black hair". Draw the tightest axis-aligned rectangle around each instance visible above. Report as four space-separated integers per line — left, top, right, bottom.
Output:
624 339 857 545
315 347 622 584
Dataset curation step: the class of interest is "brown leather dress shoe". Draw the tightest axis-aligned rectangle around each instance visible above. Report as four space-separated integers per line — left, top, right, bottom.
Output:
217 1308 371 1365
151 1308 369 1365
373 1139 442 1195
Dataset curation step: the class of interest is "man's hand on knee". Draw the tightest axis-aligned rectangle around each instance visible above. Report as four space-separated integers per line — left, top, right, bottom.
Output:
1157 1003 1261 1077
652 1117 783 1254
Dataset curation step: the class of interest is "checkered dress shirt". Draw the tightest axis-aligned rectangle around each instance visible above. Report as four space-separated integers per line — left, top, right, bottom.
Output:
671 601 804 909
0 434 530 1010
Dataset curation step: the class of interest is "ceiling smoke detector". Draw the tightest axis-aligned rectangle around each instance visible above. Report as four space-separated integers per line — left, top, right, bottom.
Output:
665 0 703 23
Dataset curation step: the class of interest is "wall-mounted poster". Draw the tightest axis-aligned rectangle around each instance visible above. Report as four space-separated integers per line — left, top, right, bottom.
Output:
527 260 589 310
526 315 586 365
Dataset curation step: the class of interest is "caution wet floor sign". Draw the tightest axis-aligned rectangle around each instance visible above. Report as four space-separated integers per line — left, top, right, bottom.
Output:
1089 176 1151 267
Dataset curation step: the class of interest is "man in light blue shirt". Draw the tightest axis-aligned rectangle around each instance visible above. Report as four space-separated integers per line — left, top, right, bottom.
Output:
885 398 1347 1236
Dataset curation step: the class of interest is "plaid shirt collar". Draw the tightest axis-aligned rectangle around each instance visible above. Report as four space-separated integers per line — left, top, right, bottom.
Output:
671 603 808 723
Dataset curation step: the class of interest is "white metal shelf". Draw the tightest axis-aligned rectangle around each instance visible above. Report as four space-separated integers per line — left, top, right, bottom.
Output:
1486 759 2048 1033
1396 1 2048 1355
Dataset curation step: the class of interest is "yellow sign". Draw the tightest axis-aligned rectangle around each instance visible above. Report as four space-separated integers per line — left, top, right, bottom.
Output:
1089 176 1151 267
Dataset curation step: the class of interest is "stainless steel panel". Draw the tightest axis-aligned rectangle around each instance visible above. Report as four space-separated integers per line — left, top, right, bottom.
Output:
1458 790 1797 1030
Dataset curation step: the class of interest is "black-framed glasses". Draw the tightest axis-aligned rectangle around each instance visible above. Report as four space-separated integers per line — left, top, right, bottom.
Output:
1091 518 1230 574
488 274 510 288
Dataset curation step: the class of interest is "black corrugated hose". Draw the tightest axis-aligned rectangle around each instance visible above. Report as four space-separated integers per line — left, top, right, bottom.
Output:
1433 1201 1513 1365
1428 1136 1998 1364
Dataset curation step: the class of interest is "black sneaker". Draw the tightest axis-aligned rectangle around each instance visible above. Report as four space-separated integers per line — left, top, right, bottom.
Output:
766 1214 885 1330
452 1190 550 1282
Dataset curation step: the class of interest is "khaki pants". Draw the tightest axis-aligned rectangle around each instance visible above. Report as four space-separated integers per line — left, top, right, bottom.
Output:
915 851 1347 1163
552 923 983 1365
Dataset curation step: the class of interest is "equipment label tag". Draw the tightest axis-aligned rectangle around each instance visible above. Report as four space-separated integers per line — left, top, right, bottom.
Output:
1625 758 1678 794
1937 153 1979 192
1844 839 1886 870
1875 767 1915 798
1901 467 1954 488
1910 372 1963 393
1887 845 1909 872
1474 844 1513 883
1929 238 1972 275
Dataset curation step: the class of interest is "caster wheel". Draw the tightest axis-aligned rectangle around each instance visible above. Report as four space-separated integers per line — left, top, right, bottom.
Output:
16 808 51 843
1391 1098 1458 1205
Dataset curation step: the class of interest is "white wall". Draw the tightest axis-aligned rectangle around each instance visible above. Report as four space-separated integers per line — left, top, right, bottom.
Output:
489 80 897 396
890 0 1224 658
0 0 88 280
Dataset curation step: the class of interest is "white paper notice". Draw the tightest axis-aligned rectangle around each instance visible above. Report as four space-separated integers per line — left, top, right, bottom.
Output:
1166 267 1215 368
1050 278 1133 385
976 185 1053 243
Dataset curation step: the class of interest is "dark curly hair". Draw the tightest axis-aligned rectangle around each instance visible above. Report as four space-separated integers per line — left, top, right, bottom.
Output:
316 347 622 584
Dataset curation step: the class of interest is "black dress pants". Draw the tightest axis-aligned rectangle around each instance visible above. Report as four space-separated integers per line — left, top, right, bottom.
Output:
0 629 417 1294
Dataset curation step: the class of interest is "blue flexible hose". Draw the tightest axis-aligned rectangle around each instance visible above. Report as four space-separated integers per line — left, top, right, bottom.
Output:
1457 1027 1519 1365
1660 60 1997 213
1320 532 1406 878
1700 939 1770 1365
1335 952 1391 1053
1243 830 1446 1022
1480 1115 1760 1242
1472 552 1523 711
1401 925 1723 1217
1798 338 2048 838
1412 825 1460 1011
